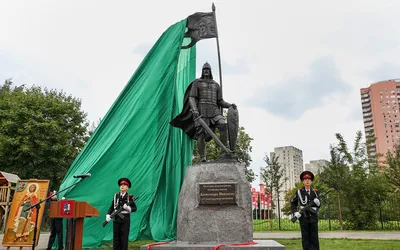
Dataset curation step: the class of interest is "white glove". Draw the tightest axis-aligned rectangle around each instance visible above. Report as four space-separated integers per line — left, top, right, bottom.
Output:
106 214 111 222
294 212 301 218
123 203 131 212
313 198 320 206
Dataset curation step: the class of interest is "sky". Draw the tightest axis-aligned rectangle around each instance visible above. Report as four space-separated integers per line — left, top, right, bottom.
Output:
1 0 400 187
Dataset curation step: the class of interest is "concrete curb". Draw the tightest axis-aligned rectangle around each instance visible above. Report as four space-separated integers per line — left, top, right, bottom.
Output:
0 231 399 249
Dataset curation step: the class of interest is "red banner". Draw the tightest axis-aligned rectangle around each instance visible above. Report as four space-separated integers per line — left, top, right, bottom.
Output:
264 192 272 207
252 189 258 209
260 193 265 209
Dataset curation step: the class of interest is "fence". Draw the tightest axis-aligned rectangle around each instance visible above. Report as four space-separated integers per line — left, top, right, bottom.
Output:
252 193 400 231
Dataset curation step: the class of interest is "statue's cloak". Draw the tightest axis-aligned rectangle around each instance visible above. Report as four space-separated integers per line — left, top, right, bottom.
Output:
170 82 197 139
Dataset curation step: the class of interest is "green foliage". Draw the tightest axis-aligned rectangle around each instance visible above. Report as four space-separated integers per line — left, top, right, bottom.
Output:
253 219 343 232
281 182 303 216
260 154 287 202
384 144 400 190
192 126 255 182
321 131 388 230
0 79 89 190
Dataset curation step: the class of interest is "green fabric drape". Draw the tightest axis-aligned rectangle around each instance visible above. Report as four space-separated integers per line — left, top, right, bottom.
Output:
58 19 196 247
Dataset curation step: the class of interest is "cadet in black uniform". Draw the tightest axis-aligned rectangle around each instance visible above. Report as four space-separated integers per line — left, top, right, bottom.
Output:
291 171 320 250
105 178 137 250
46 191 63 250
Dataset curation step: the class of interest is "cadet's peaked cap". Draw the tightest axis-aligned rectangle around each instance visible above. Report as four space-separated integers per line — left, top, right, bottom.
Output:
118 178 131 188
202 62 212 70
300 171 314 181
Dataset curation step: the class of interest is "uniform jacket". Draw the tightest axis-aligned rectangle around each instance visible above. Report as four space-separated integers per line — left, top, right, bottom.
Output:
291 187 320 219
107 192 137 216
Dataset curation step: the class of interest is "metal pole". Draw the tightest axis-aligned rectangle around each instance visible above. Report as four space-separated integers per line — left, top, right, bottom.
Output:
259 193 262 220
328 195 331 231
277 191 281 230
212 3 223 98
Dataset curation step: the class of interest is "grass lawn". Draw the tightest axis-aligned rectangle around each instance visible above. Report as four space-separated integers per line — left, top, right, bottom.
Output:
92 239 400 250
274 239 400 250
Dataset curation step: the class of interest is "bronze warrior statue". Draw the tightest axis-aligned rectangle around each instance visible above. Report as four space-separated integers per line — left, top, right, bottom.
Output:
171 62 238 162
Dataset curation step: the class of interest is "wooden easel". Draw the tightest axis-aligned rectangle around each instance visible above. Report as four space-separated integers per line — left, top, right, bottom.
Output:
6 246 24 250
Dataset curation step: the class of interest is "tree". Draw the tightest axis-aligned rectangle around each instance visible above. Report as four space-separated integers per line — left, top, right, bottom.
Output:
87 117 102 137
384 144 400 191
260 154 287 221
320 144 349 230
192 126 255 182
321 131 387 230
0 80 89 190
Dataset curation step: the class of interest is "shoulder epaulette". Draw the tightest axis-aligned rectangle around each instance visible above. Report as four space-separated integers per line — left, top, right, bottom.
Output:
314 188 318 191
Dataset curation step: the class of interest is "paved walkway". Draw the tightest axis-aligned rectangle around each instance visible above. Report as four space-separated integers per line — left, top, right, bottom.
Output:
0 233 49 249
254 231 400 240
0 232 399 249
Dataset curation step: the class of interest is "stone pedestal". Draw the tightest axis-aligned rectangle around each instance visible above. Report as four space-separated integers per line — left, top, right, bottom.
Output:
141 160 285 249
140 240 285 249
177 160 252 244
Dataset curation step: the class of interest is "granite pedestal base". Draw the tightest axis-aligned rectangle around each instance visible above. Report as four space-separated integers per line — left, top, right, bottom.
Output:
140 240 286 250
177 160 253 244
141 160 286 249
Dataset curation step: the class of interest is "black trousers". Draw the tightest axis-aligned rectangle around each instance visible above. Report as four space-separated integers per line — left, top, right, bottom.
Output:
299 216 319 250
113 215 130 250
46 218 63 250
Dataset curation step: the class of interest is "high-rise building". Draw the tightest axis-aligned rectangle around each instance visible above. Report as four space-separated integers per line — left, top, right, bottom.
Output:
360 79 400 159
270 146 304 192
305 159 329 175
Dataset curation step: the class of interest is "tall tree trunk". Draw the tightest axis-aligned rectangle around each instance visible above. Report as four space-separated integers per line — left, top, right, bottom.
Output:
276 190 281 231
338 191 343 230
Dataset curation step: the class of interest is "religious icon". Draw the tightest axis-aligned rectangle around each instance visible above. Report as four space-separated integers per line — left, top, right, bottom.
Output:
2 179 49 247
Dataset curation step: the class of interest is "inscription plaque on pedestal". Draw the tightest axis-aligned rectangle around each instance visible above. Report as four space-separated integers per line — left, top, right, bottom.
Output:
199 183 237 205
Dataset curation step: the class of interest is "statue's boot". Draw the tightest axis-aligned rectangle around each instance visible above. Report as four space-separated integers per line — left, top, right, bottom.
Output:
218 124 235 160
219 124 229 148
198 134 207 162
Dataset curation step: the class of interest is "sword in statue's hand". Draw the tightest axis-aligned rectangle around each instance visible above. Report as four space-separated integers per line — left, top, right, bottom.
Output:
193 115 232 155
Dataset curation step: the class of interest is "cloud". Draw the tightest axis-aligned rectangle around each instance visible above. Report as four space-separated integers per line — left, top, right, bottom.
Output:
195 40 250 76
367 63 400 82
346 102 363 122
250 56 351 120
132 44 152 57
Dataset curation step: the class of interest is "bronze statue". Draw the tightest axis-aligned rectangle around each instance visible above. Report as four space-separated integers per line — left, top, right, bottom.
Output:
171 62 238 162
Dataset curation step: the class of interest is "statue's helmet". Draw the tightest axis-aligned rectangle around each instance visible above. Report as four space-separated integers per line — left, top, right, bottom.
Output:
201 62 213 79
202 62 212 70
